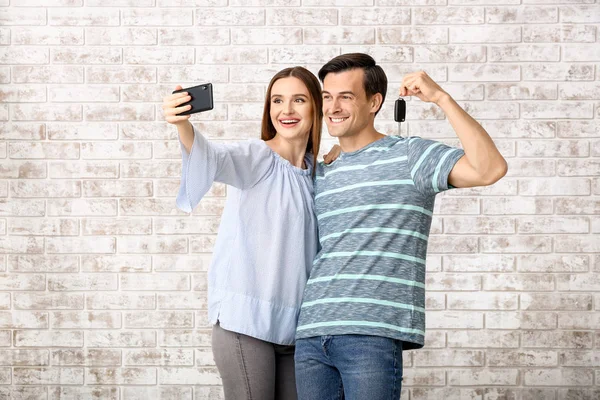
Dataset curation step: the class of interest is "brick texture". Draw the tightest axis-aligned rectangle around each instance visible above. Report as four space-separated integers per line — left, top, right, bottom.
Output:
1 1 599 399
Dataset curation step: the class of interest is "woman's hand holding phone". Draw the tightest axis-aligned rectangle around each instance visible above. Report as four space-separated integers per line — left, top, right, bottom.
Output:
162 85 192 126
163 85 195 153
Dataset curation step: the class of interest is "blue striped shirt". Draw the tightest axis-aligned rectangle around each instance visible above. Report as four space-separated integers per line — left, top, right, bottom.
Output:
296 135 464 349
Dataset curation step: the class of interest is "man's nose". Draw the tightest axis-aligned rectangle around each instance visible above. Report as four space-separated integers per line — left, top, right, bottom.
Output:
330 98 342 113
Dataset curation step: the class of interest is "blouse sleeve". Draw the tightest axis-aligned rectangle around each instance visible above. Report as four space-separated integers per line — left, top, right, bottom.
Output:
176 125 273 212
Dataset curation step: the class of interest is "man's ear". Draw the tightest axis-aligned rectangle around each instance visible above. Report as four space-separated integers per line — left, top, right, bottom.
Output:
370 93 383 114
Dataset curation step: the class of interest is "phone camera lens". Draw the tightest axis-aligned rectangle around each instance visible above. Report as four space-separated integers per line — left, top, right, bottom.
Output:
202 86 206 90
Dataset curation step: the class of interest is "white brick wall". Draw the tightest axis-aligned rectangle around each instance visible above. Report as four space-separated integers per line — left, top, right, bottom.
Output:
0 1 599 399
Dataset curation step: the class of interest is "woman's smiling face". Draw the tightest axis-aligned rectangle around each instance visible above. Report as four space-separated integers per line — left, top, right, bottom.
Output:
269 76 314 141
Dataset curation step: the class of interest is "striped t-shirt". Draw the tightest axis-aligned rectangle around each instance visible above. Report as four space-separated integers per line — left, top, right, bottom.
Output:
296 134 464 349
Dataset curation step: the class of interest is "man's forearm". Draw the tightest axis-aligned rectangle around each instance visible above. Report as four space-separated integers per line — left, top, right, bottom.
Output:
436 93 507 184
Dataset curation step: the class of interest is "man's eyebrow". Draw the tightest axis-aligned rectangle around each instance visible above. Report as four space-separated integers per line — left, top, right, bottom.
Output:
321 91 355 96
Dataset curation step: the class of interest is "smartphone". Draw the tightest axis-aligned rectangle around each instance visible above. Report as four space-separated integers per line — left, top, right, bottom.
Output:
172 83 214 116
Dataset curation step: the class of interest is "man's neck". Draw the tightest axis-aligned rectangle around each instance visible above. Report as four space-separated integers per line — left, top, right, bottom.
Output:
338 127 385 153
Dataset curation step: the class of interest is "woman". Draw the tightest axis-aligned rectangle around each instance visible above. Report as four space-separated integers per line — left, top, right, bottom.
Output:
162 67 323 400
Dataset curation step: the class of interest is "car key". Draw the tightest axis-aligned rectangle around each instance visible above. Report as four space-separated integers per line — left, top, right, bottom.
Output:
394 97 406 137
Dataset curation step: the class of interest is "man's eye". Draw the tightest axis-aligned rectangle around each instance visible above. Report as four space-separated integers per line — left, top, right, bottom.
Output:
343 96 351 100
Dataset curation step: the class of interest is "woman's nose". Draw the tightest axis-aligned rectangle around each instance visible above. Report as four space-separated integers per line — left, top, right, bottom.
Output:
283 101 294 114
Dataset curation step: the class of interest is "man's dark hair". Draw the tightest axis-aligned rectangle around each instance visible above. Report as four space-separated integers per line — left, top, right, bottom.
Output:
318 53 388 115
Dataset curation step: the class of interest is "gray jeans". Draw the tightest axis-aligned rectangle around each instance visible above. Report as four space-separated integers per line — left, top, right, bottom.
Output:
212 322 297 400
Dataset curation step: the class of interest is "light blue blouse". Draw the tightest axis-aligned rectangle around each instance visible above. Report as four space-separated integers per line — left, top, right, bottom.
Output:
176 126 318 345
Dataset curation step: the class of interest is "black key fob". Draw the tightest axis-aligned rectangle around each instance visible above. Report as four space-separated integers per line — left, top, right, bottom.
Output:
394 98 406 122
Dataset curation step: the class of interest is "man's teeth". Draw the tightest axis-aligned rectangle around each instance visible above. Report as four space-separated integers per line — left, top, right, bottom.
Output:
331 117 347 123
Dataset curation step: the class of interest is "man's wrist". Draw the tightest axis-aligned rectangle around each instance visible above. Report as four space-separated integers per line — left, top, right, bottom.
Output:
434 91 452 108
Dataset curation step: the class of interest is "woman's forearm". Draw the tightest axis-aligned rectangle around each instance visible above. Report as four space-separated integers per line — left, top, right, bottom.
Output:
177 120 195 154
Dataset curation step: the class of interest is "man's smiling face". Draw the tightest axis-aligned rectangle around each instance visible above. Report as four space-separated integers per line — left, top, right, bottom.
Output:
322 68 375 140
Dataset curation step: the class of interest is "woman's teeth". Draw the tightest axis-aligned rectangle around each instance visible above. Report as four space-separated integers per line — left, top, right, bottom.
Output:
281 120 299 125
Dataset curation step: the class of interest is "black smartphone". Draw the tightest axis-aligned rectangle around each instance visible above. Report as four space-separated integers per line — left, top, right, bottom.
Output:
172 83 214 116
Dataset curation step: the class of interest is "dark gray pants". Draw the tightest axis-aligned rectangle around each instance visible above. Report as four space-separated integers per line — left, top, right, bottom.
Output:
212 323 297 400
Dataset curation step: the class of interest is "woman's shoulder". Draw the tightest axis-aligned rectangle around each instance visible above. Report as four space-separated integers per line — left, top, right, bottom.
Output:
214 138 272 160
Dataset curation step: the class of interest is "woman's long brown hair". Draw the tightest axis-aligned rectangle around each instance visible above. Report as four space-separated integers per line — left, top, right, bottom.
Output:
260 67 323 176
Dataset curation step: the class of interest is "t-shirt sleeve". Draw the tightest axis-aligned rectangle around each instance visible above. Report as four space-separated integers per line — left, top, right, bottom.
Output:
176 125 273 212
406 136 465 196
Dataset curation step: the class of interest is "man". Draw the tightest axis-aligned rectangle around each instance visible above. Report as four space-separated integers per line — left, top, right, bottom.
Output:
294 53 507 400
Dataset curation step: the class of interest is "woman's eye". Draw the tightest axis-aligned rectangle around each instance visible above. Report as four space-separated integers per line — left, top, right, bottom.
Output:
273 99 282 103
295 98 305 103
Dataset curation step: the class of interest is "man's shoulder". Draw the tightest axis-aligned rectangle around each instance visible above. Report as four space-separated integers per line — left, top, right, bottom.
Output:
368 135 406 155
315 160 326 175
352 135 408 166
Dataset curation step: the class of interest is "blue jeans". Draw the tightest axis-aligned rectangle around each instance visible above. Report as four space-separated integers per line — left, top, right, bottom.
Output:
294 335 403 400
